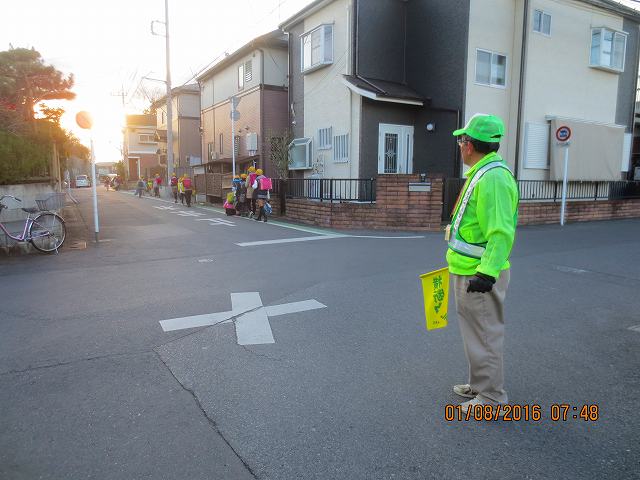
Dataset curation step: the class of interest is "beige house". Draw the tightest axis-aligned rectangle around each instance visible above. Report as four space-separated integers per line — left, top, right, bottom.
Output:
197 30 289 179
152 84 201 178
123 114 160 180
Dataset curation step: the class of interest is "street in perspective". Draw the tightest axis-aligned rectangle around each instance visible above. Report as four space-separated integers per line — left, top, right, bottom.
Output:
2 0 640 479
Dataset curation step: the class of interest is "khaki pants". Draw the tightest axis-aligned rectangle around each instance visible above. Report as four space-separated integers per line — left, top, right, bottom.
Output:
452 270 510 405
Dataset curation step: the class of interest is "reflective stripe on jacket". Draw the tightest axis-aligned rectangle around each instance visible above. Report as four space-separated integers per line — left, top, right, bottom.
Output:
446 152 519 278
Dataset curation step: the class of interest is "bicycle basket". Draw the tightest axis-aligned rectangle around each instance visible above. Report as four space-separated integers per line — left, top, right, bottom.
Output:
35 193 67 211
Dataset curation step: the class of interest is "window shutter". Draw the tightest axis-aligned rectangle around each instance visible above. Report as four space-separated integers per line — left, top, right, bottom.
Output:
524 122 549 169
245 60 253 82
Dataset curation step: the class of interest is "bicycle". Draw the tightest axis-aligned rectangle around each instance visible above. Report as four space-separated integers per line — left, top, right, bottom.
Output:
0 195 66 253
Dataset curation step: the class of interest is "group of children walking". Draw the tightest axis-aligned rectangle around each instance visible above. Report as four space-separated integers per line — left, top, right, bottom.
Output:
135 173 193 207
224 167 272 222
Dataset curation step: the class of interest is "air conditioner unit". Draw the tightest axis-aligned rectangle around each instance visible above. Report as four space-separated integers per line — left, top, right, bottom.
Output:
209 151 220 161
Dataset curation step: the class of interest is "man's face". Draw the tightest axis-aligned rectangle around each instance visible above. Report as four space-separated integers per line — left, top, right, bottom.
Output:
457 136 473 165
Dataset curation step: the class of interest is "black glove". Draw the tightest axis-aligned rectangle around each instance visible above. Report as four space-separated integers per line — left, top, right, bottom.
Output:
467 273 496 293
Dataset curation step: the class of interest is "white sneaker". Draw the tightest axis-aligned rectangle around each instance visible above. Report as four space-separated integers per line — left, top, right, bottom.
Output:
453 384 478 399
460 397 506 417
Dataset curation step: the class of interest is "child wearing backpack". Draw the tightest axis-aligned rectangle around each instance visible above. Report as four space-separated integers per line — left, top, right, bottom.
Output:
254 169 272 223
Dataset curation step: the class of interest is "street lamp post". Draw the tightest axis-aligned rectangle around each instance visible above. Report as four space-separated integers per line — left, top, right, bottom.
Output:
76 111 100 243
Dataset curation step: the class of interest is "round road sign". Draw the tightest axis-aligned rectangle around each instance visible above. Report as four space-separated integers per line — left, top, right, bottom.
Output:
556 125 571 142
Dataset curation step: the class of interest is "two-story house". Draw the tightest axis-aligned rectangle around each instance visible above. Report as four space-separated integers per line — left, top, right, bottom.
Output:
123 114 160 180
197 30 289 180
152 84 201 179
281 0 640 184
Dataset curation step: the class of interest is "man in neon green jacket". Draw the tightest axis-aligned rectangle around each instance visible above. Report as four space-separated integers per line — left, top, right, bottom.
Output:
447 114 519 414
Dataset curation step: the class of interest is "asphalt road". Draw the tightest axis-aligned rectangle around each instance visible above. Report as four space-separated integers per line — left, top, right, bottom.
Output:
1 188 639 479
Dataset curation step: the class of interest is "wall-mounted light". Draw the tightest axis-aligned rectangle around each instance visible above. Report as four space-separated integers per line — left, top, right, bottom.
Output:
426 122 436 133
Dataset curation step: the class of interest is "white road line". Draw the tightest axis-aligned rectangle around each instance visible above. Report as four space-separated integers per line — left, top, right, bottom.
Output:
348 235 426 239
160 310 234 332
265 300 326 317
628 325 640 333
236 235 346 247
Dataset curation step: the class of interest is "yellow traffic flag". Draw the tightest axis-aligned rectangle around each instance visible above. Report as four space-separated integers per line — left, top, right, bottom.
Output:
420 267 449 330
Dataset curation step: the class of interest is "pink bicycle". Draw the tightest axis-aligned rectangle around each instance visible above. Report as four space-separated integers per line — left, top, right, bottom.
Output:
0 195 66 253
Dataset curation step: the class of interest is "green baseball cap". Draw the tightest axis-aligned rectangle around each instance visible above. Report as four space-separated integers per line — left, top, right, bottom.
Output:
453 114 505 143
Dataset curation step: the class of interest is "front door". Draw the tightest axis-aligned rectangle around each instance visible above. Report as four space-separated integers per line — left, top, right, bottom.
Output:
378 124 414 174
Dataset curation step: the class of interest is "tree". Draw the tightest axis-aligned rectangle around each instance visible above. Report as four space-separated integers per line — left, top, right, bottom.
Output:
0 47 75 129
266 128 294 180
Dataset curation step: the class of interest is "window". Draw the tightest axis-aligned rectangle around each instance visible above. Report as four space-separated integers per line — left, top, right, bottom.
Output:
161 111 166 124
244 60 252 83
475 49 507 88
288 137 313 169
219 133 224 154
207 142 215 161
301 24 333 73
533 10 551 35
318 127 332 149
590 27 627 73
238 64 244 90
333 134 349 162
139 134 157 143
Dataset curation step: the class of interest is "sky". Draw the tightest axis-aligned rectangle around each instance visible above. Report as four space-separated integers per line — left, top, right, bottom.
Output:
1 0 314 163
3 0 639 163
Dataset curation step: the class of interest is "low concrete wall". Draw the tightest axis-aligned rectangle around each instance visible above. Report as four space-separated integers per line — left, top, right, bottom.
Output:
0 183 57 222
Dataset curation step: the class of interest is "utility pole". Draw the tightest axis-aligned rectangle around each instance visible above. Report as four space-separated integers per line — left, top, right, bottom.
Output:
152 0 173 183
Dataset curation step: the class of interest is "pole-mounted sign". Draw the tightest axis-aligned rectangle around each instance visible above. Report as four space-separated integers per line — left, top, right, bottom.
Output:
556 125 572 226
556 125 571 143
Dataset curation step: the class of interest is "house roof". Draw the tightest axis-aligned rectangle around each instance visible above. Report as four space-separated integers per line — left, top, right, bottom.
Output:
196 30 287 82
278 0 640 29
581 0 640 21
279 0 336 30
342 75 424 106
151 84 200 109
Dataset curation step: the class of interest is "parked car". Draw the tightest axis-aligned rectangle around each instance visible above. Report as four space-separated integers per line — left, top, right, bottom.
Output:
75 175 90 188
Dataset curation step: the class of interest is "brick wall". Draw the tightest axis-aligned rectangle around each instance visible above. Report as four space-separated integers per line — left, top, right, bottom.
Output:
518 199 640 225
275 175 444 231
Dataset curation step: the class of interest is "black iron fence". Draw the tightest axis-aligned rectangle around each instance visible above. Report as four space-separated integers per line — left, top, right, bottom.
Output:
276 178 376 203
443 179 640 220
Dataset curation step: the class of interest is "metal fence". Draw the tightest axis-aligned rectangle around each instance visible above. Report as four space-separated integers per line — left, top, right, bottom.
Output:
518 180 640 202
443 179 640 220
279 178 377 203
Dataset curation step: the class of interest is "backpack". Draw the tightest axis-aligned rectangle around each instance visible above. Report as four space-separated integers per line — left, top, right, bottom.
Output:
170 177 178 186
259 177 272 190
182 178 192 189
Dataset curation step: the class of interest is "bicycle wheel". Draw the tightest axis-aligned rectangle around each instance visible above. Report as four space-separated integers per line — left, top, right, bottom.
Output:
29 213 66 253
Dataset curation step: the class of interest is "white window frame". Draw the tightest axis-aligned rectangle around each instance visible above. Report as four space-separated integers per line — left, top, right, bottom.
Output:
590 27 627 73
300 24 334 74
288 137 313 170
533 9 551 36
474 48 507 89
138 134 157 144
333 133 349 163
238 63 244 90
318 127 332 150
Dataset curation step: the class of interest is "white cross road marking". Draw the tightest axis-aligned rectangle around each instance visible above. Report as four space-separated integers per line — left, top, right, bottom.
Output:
159 292 327 345
153 205 179 211
195 218 236 226
175 211 205 217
